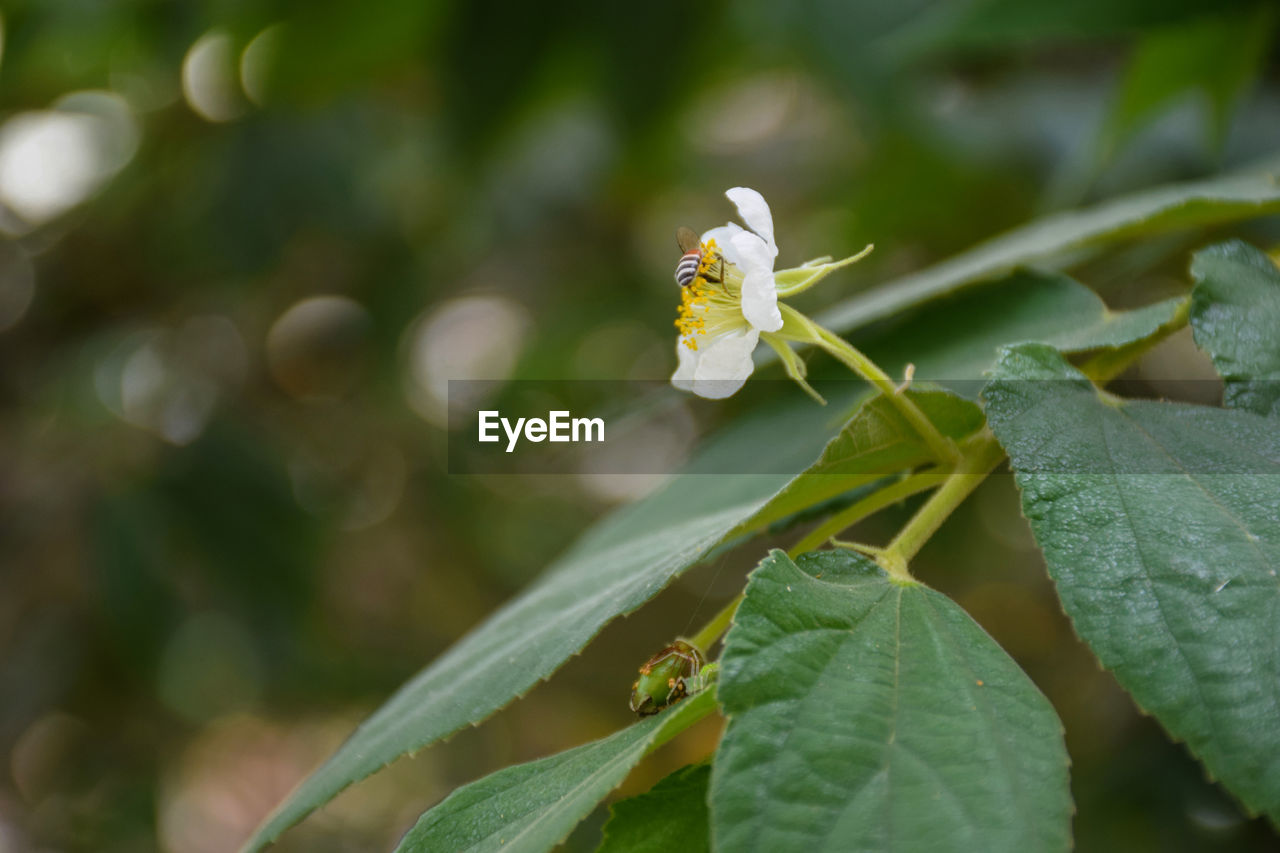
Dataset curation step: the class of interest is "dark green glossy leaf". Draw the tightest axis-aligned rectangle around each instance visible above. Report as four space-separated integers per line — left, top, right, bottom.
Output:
711 550 1071 852
984 343 1280 819
395 690 716 853
1190 240 1280 417
598 763 711 853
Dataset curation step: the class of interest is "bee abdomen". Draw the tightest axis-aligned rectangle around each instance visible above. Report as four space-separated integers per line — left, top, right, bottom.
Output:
675 252 701 288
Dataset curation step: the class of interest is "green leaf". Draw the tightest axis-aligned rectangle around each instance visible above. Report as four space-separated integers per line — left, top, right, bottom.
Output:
711 550 1072 852
598 763 711 853
1100 7 1276 159
818 163 1280 336
983 343 1280 819
755 271 1183 532
862 270 1186 385
750 389 984 529
248 281 1183 850
1190 240 1280 418
243 400 833 850
395 690 716 853
250 175 1264 847
760 272 1186 532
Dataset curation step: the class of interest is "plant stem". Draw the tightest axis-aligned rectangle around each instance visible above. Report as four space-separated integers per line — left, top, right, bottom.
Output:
787 468 945 557
810 325 961 465
763 307 1188 587
874 432 1004 580
689 467 948 651
646 689 720 753
689 593 743 654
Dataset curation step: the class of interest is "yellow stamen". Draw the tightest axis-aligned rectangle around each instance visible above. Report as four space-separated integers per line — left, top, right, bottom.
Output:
697 239 720 278
673 239 744 351
675 281 709 348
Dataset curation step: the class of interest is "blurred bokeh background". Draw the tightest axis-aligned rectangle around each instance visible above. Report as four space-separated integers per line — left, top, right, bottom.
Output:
2 0 1279 850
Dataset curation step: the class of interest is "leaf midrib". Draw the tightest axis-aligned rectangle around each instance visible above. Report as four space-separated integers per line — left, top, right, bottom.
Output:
918 591 1043 848
460 740 648 853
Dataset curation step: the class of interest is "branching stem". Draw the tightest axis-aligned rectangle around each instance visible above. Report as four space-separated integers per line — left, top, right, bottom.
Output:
687 304 1185 649
787 469 945 557
773 304 961 465
812 326 961 465
870 431 1004 581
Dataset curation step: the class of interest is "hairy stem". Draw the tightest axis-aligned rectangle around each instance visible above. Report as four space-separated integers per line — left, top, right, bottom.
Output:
787 468 945 557
771 304 959 464
873 432 1005 580
811 326 961 465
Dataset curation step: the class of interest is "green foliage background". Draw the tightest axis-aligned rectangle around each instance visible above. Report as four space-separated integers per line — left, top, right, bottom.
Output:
1 0 1278 850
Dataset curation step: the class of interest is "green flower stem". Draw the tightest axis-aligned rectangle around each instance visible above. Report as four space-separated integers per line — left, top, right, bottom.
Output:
810 325 962 466
872 431 1005 582
689 305 1185 645
786 468 945 558
771 304 960 464
689 593 743 654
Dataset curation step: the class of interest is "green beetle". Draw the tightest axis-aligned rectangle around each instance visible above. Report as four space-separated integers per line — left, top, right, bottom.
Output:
628 639 712 716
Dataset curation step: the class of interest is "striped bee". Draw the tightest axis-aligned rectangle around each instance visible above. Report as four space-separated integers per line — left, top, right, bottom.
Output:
674 226 723 288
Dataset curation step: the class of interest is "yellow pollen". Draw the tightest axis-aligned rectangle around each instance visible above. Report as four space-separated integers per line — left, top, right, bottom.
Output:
675 279 710 349
697 239 719 277
673 239 741 351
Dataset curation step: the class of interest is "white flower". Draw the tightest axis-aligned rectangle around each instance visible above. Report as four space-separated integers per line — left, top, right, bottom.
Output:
701 187 784 334
669 188 875 401
671 187 783 399
671 325 759 399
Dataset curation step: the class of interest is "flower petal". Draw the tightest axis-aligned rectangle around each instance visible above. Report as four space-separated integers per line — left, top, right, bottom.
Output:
740 269 783 332
670 328 759 399
725 187 776 256
671 337 699 392
700 223 745 267
730 231 775 275
730 231 782 332
695 327 759 396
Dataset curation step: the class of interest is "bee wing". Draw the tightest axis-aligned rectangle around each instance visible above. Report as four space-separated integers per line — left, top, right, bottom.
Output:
675 226 701 254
